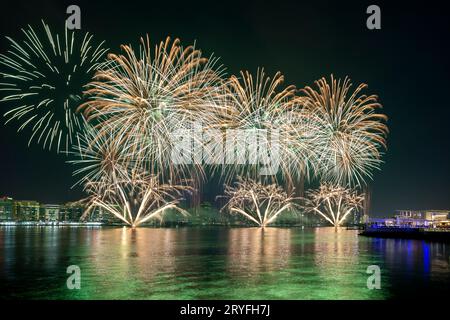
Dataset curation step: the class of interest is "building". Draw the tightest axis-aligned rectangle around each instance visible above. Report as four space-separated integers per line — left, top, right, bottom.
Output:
369 209 450 228
88 206 110 223
0 196 128 224
41 204 60 222
0 196 120 223
422 210 450 221
87 206 123 224
60 202 84 222
14 200 40 221
0 197 14 221
394 210 450 227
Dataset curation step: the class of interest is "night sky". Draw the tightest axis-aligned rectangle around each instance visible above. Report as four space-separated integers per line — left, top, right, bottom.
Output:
0 0 449 217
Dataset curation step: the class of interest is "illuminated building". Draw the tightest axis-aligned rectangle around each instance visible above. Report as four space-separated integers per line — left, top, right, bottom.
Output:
0 197 14 221
41 204 60 222
369 209 450 228
59 203 84 222
14 200 40 221
88 206 121 223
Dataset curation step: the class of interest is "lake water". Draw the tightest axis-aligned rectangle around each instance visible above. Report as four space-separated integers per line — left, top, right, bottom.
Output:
1 226 449 299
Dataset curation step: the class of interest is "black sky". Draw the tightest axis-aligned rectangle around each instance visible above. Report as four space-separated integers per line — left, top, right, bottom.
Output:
0 0 449 216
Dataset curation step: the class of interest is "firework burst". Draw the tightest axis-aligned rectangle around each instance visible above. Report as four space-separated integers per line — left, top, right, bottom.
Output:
0 20 108 153
83 170 191 228
71 121 132 186
219 177 297 227
72 122 192 227
79 36 225 182
215 68 317 184
303 183 364 228
300 75 388 186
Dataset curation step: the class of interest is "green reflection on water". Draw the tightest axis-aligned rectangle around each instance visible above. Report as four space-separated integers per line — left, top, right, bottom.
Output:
0 226 398 299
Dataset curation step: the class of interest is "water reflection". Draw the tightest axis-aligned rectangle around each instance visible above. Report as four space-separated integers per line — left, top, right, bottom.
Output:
314 227 360 269
226 228 292 275
372 239 448 270
86 228 181 287
0 226 449 299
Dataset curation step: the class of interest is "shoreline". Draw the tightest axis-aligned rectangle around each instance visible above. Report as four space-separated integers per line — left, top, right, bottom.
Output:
0 222 338 228
360 227 450 242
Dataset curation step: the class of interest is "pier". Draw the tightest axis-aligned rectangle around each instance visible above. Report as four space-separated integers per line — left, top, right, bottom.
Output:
360 226 450 242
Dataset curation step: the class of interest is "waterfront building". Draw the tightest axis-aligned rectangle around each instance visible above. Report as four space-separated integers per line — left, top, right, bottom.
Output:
369 209 450 228
0 197 118 223
41 204 60 222
349 210 365 224
87 206 122 224
422 210 450 221
0 197 14 221
60 202 84 222
84 206 108 222
14 200 40 221
394 210 449 227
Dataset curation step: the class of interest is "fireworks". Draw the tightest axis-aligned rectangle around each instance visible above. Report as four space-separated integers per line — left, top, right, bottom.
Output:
1 20 389 227
71 35 227 226
71 122 132 186
303 183 364 227
217 68 317 183
219 177 296 227
300 75 388 186
73 122 192 227
83 170 191 228
79 36 225 181
0 20 108 153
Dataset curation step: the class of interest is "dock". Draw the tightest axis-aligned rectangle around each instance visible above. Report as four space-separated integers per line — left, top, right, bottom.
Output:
360 227 450 242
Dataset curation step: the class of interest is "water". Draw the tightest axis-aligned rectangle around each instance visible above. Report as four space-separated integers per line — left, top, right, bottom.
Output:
1 226 449 299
